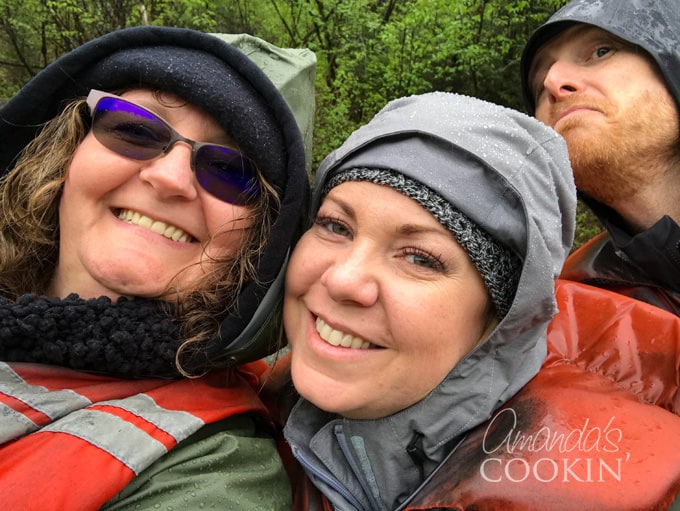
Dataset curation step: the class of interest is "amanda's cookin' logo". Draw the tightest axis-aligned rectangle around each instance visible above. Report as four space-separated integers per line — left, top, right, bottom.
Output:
480 408 630 483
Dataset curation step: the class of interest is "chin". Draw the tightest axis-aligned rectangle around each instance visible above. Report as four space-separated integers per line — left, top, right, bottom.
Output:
101 281 174 301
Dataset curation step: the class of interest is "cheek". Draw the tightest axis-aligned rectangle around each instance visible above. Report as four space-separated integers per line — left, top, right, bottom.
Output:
65 136 135 197
534 102 551 124
285 233 326 295
283 236 325 340
403 285 490 374
202 202 255 254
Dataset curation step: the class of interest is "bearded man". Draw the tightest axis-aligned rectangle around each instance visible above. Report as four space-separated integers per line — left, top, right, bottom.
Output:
521 0 680 315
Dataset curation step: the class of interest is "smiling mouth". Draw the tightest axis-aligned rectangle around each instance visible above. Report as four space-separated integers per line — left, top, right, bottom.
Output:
116 208 195 243
315 317 377 349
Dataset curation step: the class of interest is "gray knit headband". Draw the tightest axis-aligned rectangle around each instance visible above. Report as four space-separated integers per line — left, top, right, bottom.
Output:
322 168 522 318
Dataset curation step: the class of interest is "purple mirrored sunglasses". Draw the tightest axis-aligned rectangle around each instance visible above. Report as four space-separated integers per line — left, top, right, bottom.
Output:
86 89 260 205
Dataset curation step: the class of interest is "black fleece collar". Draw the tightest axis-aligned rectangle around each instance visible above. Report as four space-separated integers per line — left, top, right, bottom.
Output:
0 294 182 379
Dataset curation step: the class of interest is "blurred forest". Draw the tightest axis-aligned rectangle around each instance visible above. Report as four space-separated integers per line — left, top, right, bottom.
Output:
0 0 601 247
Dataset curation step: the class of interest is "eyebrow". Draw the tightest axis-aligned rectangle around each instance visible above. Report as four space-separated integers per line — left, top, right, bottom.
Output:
135 97 236 147
323 193 356 217
324 190 454 238
396 223 450 237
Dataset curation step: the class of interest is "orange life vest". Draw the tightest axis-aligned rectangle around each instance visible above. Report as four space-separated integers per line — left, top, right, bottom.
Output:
0 361 269 510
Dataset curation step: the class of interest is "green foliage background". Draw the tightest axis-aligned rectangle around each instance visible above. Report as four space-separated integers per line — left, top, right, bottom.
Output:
0 0 600 248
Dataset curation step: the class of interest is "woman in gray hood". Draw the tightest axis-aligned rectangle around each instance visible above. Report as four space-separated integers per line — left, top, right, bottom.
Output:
282 91 574 509
280 92 680 510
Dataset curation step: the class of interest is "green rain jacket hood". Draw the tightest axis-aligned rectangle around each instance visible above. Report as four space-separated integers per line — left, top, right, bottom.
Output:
284 92 576 511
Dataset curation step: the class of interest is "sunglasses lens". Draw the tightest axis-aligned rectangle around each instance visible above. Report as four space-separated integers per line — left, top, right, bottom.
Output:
91 97 171 160
194 145 260 205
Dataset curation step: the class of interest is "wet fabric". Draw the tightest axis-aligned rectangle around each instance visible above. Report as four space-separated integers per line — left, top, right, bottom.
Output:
404 280 680 510
562 229 680 316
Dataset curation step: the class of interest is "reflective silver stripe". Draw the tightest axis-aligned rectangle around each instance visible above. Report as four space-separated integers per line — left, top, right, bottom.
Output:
99 394 204 444
42 395 205 474
0 362 91 419
0 362 23 384
43 409 168 475
1 363 206 474
0 402 38 443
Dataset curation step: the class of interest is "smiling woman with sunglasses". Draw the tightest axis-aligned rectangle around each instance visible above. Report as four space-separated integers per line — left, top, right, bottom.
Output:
0 27 314 510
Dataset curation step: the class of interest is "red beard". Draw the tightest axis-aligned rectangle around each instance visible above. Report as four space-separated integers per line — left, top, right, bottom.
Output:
551 91 680 207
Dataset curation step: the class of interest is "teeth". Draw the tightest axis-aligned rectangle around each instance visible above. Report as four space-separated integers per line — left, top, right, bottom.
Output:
118 209 192 243
315 317 373 349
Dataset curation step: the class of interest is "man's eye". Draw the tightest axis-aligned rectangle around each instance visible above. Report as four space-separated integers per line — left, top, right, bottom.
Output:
594 46 611 58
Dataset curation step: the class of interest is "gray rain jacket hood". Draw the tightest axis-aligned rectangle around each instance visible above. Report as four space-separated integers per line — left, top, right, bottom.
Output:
520 0 680 115
0 27 315 374
284 92 576 511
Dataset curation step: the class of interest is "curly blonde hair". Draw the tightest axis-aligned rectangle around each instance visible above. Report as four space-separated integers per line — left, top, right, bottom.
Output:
0 96 281 375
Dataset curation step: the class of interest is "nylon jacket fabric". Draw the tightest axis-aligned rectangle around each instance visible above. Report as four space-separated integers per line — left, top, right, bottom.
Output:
0 28 315 368
403 280 680 510
562 230 680 316
0 361 291 510
213 33 316 174
283 92 576 511
292 280 680 510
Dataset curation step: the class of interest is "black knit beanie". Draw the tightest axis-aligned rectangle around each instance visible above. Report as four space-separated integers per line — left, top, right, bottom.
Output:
322 168 522 318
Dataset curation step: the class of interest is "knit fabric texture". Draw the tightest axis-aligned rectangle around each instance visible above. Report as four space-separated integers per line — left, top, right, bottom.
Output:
0 294 182 378
322 168 522 317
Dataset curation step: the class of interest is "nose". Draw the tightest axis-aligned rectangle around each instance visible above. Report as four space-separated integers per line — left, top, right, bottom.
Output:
139 142 199 201
541 60 582 104
320 246 379 307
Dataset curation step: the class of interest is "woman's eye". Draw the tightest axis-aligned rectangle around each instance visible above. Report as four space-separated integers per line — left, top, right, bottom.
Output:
111 122 164 146
314 216 351 237
404 250 445 272
327 222 349 236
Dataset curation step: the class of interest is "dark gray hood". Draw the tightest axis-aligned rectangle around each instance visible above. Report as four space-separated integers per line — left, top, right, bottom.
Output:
285 92 576 511
521 0 680 115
